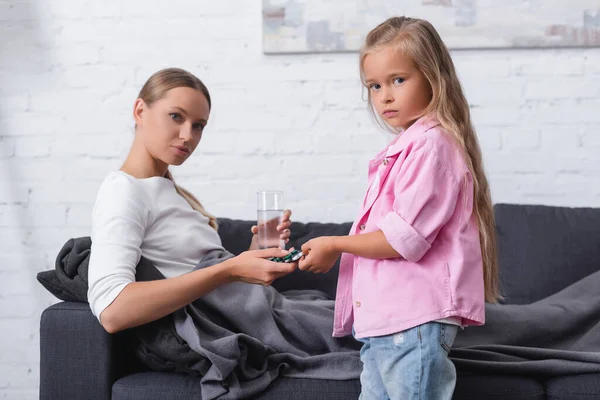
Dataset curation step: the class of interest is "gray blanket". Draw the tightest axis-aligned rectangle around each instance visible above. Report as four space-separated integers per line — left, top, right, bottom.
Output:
38 238 362 400
37 237 600 399
451 267 600 376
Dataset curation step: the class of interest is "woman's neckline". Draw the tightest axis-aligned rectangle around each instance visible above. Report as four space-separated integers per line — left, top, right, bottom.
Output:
116 170 173 184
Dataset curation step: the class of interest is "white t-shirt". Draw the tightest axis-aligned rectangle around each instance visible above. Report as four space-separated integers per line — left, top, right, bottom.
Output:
87 171 225 320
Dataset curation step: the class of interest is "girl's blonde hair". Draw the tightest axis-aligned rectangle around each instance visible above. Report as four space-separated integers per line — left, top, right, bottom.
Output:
360 17 499 303
137 67 218 230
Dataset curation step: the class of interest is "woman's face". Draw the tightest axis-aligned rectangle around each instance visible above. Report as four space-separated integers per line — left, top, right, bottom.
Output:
134 86 210 166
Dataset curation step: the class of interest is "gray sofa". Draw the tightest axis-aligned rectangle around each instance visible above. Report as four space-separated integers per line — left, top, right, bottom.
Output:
39 203 600 399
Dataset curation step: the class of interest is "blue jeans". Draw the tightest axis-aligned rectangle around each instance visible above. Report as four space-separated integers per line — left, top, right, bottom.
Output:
355 322 459 400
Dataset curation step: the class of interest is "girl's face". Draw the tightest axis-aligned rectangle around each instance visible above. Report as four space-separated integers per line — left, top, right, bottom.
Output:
134 86 209 167
363 45 432 131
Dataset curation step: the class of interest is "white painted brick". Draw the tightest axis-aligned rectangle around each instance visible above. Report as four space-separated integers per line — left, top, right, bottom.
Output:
211 105 320 131
0 159 64 182
14 137 52 158
502 128 541 150
66 204 93 228
0 184 29 204
118 1 239 17
323 80 363 108
0 319 38 342
29 90 103 113
453 53 511 78
288 179 366 201
555 172 600 197
0 205 66 228
0 295 38 318
470 106 521 126
314 132 387 154
66 158 122 181
521 99 600 124
23 226 89 251
0 363 39 389
514 173 562 197
4 113 66 136
0 229 28 254
281 156 359 177
36 0 88 19
580 126 600 148
584 49 600 75
524 79 599 99
476 127 503 151
0 93 29 114
484 152 552 174
0 2 34 21
28 182 100 204
62 66 136 89
1 342 39 365
57 19 130 43
0 137 16 158
463 80 524 107
53 43 102 65
0 253 47 272
0 388 38 400
511 52 586 76
312 107 375 130
540 126 581 150
0 272 36 296
51 133 128 159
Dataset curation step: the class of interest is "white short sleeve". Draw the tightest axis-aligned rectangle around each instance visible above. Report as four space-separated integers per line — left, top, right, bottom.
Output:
87 173 152 321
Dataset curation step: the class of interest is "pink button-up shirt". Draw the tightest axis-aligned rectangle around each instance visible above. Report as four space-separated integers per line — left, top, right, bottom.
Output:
333 116 485 339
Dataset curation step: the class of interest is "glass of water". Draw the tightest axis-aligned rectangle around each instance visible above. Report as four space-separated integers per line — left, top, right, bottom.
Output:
257 190 285 249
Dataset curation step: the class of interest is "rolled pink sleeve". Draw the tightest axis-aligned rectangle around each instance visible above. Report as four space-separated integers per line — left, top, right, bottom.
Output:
377 144 460 262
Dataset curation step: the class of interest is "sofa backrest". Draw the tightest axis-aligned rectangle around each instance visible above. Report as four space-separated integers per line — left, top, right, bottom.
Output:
218 203 600 305
494 203 600 304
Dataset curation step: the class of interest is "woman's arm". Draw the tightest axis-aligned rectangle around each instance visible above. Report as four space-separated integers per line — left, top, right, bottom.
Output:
88 174 295 334
100 248 293 333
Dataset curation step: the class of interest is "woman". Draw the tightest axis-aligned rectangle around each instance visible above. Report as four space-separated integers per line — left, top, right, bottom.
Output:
87 67 296 334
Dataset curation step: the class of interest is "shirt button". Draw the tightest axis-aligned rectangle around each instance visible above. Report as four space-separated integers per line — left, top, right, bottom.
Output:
355 301 361 307
359 224 366 231
382 158 389 165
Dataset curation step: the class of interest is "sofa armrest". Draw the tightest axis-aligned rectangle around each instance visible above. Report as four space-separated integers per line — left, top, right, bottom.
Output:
40 301 119 400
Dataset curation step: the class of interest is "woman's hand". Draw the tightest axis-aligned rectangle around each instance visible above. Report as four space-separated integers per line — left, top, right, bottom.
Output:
228 248 297 286
298 236 341 274
249 209 293 250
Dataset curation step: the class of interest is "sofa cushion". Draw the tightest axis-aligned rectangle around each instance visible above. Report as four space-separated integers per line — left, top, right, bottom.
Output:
112 371 548 399
454 373 545 399
545 373 600 400
112 372 201 400
494 204 600 304
112 372 361 400
217 218 352 299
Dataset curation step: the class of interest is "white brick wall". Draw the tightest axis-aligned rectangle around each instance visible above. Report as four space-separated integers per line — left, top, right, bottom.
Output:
1 0 599 396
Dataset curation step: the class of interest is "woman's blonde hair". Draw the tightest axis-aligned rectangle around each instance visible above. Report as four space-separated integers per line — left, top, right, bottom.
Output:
137 67 218 230
360 17 499 303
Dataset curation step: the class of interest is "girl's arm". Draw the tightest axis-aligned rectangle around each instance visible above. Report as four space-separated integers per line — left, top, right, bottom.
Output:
332 231 400 259
100 248 293 334
299 232 400 273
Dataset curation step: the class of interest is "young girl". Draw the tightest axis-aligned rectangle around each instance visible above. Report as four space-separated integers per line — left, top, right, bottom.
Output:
88 67 296 334
299 17 499 399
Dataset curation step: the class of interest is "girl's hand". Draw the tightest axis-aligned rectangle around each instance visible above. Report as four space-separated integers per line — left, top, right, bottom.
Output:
228 248 297 286
249 209 293 250
299 237 341 274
